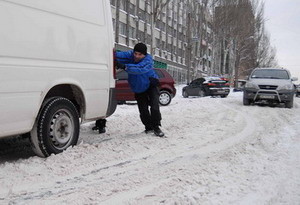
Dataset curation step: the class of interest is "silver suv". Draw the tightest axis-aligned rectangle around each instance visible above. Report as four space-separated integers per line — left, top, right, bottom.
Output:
243 68 298 108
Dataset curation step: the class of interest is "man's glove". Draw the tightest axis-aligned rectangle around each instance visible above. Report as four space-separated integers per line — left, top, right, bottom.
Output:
116 61 126 70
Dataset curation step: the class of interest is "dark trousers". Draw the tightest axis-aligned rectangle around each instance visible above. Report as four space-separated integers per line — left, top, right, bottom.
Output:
135 85 162 130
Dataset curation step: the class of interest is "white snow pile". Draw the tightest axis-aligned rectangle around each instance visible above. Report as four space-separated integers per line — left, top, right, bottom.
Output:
0 85 300 205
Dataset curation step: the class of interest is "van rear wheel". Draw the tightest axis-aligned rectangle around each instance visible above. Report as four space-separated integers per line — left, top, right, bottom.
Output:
30 97 79 157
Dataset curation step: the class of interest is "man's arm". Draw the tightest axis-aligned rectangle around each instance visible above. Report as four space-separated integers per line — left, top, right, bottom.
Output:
116 50 133 64
125 57 154 75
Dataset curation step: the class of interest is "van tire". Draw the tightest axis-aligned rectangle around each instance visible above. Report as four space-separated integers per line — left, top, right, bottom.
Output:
30 97 79 157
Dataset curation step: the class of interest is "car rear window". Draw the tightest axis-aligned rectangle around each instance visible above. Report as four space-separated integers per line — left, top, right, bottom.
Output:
191 78 205 85
251 69 289 79
155 70 165 79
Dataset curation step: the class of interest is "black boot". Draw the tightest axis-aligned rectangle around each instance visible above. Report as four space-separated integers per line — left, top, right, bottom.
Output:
153 126 164 137
144 126 153 134
93 119 107 134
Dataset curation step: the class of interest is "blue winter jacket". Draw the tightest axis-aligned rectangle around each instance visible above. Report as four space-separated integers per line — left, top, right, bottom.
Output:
116 50 158 93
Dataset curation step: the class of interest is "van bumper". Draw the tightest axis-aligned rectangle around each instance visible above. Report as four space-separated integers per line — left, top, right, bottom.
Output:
106 88 118 117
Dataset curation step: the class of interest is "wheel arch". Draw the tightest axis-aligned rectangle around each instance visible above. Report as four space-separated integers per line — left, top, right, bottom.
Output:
159 88 173 97
43 84 86 120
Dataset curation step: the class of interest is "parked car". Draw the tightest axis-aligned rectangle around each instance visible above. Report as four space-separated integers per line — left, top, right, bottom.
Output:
0 0 117 157
296 85 300 97
243 68 298 108
182 77 230 98
116 68 176 106
233 79 247 92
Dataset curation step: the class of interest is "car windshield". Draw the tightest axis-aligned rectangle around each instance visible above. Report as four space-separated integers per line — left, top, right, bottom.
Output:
251 69 289 79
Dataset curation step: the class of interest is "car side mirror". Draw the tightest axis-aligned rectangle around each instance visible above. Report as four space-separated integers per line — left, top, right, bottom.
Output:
291 77 298 81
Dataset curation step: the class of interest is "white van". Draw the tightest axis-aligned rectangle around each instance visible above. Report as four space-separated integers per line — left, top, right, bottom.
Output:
0 0 117 157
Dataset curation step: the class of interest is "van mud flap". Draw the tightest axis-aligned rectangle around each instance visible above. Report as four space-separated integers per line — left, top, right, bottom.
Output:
106 88 118 117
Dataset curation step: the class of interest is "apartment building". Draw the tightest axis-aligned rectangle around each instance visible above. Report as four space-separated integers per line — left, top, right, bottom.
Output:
110 0 214 83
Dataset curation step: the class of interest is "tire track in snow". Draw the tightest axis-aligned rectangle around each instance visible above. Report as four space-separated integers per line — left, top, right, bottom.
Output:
5 98 260 204
4 97 265 204
87 99 261 204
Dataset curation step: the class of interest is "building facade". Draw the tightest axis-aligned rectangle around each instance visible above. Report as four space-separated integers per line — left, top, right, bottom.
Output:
110 0 214 84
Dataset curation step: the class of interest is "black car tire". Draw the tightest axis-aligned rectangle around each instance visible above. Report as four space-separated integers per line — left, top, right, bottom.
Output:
221 95 228 98
117 100 126 105
159 91 172 106
243 97 251 105
30 97 80 157
182 90 188 98
199 89 206 97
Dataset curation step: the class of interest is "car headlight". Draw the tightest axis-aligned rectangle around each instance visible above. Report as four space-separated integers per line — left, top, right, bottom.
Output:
245 82 258 89
278 84 294 90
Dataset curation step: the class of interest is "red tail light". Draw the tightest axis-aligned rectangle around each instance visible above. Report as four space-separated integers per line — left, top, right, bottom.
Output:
225 83 230 86
113 49 116 79
208 83 216 86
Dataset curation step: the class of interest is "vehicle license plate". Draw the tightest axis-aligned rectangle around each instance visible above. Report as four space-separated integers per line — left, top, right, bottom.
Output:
217 90 226 93
259 95 275 99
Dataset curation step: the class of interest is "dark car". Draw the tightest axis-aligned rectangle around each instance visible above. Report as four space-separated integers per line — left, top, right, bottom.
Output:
296 84 300 97
116 68 176 106
182 77 230 98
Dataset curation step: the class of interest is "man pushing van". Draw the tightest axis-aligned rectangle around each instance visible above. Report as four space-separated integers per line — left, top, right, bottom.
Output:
115 43 164 137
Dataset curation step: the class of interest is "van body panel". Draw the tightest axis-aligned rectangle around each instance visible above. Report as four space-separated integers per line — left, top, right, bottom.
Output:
0 0 115 138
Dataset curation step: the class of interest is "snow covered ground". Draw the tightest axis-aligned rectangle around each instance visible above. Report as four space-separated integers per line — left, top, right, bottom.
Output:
1 86 300 205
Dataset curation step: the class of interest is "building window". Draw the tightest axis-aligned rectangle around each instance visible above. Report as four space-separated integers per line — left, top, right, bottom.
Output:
146 34 152 45
156 38 160 48
161 41 165 50
138 8 145 21
137 30 144 42
128 3 135 15
110 0 116 6
112 18 116 31
119 22 126 36
120 0 127 11
145 12 151 22
129 26 136 39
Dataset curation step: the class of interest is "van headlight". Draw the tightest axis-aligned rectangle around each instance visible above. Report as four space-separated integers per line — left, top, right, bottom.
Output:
245 82 258 89
278 84 294 90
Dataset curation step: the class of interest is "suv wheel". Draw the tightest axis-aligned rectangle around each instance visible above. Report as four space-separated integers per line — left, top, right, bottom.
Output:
285 99 294 108
159 91 172 106
30 97 80 157
243 97 251 105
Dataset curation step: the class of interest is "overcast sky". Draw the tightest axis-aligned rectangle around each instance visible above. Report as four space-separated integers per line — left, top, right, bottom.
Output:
264 0 300 81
